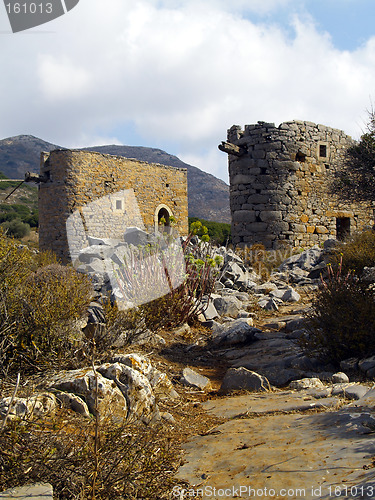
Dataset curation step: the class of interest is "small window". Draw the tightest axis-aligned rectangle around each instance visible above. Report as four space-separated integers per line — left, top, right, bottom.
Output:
336 217 350 240
296 151 306 162
116 200 122 210
319 144 327 158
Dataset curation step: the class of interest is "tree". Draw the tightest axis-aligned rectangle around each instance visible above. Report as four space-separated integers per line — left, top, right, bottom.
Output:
332 109 375 201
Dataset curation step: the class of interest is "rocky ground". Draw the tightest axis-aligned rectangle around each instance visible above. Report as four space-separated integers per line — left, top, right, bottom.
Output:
2 235 375 499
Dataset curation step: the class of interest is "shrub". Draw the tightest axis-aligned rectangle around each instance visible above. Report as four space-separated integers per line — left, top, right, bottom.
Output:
330 230 375 275
1 219 30 238
188 217 231 246
0 232 93 375
0 408 179 499
92 298 148 352
13 264 93 371
113 231 220 331
302 259 375 364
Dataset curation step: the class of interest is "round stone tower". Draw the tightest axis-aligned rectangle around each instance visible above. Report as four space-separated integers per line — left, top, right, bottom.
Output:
220 120 374 248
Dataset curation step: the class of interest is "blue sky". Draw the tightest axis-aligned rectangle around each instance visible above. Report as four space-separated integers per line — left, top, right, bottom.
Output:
0 0 375 183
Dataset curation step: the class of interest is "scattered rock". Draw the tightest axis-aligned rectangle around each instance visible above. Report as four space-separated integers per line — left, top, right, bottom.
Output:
0 393 56 422
213 296 242 318
0 483 54 499
332 372 349 384
219 367 271 394
340 358 359 372
211 319 260 346
289 378 325 391
332 383 370 400
48 368 127 422
181 367 211 390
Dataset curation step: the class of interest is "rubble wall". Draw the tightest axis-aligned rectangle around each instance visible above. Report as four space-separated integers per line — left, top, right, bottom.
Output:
226 120 374 248
38 149 188 262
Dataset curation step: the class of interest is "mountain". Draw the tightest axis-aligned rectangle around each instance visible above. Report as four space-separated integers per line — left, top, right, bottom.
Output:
0 135 230 223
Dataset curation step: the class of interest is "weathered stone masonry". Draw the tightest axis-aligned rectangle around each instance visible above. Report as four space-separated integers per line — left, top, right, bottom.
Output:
220 120 375 248
38 149 188 262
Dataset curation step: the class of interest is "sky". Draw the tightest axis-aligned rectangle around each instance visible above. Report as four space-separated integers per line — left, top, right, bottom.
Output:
1 0 375 184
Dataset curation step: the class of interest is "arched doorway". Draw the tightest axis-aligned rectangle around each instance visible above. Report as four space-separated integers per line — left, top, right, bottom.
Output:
154 204 173 233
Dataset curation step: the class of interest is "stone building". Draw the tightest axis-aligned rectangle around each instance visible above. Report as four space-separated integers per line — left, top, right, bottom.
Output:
38 149 188 262
219 120 375 248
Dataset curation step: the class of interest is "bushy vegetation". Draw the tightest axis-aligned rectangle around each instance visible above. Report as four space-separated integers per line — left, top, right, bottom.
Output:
188 217 231 246
113 224 222 331
1 218 31 238
303 254 375 364
0 231 93 375
331 109 375 202
329 230 375 275
0 410 178 499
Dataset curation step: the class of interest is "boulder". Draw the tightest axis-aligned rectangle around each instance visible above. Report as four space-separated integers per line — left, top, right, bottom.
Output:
332 372 349 384
358 356 375 373
48 368 127 422
0 483 54 499
0 393 56 422
213 296 242 318
203 301 219 320
55 392 90 417
97 363 157 421
181 367 211 390
340 358 359 372
258 297 280 311
211 320 260 346
123 227 148 246
279 245 323 272
332 383 369 400
289 378 324 390
219 367 271 394
111 353 179 399
78 245 114 263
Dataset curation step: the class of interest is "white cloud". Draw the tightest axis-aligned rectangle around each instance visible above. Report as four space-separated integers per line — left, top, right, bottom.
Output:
1 0 375 182
38 55 91 100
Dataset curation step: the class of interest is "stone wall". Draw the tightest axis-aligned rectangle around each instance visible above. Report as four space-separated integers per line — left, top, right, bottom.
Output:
38 149 188 262
223 120 374 248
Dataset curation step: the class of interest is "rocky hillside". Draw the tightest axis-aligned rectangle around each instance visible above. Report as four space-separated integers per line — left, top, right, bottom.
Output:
0 135 230 223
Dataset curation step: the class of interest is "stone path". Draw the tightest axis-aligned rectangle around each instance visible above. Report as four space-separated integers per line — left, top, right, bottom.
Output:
175 386 375 500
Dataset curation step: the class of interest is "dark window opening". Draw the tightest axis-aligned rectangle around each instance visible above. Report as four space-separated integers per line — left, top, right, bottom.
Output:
166 183 169 188
256 189 261 194
260 168 267 175
296 151 306 162
116 200 122 210
336 217 350 241
319 144 327 158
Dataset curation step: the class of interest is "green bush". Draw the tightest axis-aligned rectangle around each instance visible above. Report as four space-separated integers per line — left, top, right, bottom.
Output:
0 232 93 374
302 260 375 364
1 219 30 238
188 217 231 246
330 230 375 275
